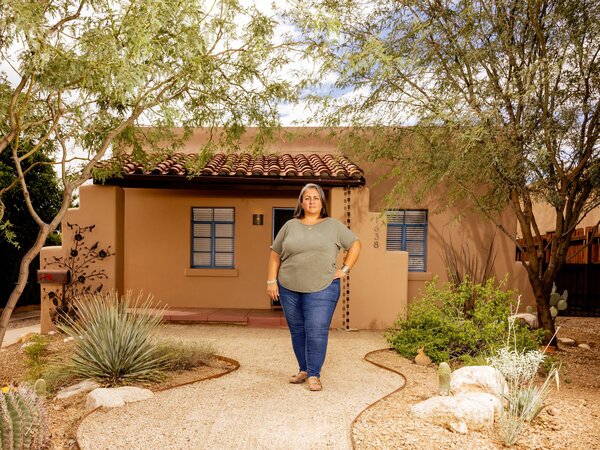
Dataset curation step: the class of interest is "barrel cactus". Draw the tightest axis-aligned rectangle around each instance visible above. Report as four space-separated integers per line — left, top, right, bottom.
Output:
0 386 49 450
438 362 452 396
549 283 568 319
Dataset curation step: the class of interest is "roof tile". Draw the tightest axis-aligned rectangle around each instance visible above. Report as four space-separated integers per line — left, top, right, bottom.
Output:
97 152 364 182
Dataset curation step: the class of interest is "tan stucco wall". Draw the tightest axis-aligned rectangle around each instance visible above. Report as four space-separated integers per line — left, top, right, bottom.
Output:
40 182 411 330
330 187 409 329
40 185 124 333
122 188 296 310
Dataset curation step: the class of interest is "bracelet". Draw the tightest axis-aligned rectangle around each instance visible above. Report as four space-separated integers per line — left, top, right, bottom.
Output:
266 279 277 285
341 265 350 274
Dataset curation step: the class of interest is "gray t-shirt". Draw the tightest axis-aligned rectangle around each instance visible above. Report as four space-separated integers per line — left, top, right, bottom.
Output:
271 217 358 293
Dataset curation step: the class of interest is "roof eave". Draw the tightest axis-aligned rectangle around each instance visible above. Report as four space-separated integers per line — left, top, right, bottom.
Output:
93 174 366 190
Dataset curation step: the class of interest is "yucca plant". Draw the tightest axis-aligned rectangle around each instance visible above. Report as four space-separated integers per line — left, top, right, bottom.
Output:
58 291 169 385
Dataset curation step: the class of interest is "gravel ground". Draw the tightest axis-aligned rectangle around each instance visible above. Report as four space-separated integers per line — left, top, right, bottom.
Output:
77 325 404 450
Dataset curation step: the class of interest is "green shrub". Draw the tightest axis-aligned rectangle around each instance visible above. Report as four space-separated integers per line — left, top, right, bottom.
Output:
23 335 49 382
58 291 169 385
156 339 216 371
385 278 542 364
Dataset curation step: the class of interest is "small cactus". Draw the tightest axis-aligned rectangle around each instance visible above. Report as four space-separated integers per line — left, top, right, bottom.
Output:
438 362 451 395
0 386 49 450
549 283 568 320
33 380 46 399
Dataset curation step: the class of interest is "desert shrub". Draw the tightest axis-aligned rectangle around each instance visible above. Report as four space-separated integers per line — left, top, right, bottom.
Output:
385 278 542 364
489 314 561 446
22 335 49 381
58 291 169 385
156 339 216 371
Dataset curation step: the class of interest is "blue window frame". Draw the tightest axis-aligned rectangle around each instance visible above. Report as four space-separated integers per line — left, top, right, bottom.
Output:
386 209 428 272
191 207 235 268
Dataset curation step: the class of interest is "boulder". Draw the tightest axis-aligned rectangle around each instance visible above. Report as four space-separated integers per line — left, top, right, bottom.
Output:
85 387 154 410
511 313 539 329
558 337 576 347
578 343 591 350
56 380 101 400
450 366 507 397
410 392 501 433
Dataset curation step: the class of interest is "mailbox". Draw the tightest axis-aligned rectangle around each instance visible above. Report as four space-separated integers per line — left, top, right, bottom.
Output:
37 269 71 284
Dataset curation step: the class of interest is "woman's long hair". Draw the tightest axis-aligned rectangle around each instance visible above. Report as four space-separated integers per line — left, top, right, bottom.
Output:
293 183 329 218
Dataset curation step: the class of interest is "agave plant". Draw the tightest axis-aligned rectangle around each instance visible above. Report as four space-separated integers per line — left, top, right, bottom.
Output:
58 291 169 385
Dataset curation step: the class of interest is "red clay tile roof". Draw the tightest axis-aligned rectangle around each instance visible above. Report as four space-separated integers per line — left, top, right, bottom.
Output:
96 152 364 187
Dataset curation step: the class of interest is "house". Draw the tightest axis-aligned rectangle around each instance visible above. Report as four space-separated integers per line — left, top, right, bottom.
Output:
39 128 529 332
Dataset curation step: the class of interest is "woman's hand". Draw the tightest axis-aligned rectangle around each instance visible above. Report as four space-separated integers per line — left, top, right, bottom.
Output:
267 282 279 301
333 269 347 280
267 250 281 301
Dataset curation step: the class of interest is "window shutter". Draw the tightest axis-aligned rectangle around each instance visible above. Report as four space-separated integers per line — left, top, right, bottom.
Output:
385 209 427 272
191 207 235 268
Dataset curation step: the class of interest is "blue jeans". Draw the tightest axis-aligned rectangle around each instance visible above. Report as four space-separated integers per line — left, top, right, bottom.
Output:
278 279 341 378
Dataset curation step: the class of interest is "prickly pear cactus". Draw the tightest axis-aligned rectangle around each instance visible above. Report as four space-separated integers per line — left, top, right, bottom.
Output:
549 283 568 319
438 362 452 396
0 386 49 450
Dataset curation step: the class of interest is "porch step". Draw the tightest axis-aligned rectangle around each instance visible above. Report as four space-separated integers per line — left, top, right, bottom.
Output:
152 308 287 329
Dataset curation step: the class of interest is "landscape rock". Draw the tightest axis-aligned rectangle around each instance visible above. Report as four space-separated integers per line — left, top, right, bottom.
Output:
410 392 501 432
512 313 539 329
63 336 74 342
56 380 102 400
85 387 154 410
48 331 57 336
558 337 577 346
578 343 591 350
450 366 507 397
414 348 432 366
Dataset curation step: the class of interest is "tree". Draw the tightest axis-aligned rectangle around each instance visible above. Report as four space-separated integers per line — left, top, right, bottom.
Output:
0 0 302 346
291 0 600 339
0 145 62 309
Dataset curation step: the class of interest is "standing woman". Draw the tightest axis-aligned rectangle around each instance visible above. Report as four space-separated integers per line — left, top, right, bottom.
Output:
267 183 361 391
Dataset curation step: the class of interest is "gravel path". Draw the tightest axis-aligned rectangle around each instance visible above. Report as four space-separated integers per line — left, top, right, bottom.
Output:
77 324 404 449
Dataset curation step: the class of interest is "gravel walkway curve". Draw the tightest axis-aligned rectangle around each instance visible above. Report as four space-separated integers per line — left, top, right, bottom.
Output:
77 324 404 449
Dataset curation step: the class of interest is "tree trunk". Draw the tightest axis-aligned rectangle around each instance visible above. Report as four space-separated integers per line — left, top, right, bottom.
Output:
0 225 49 347
528 272 557 345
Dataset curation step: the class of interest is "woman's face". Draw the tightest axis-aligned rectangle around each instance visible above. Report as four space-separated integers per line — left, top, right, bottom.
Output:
301 188 322 216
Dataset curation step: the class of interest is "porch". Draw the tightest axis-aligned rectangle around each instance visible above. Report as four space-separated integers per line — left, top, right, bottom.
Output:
145 307 287 328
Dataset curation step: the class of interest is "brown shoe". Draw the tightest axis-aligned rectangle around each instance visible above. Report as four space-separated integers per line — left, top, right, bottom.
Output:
289 371 308 384
308 376 322 391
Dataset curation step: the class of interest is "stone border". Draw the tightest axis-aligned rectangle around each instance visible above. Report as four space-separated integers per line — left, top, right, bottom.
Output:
73 354 240 449
350 348 408 450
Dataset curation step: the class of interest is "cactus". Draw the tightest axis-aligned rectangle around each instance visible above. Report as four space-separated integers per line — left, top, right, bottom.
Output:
549 283 568 320
438 362 452 396
0 386 48 450
525 305 533 314
33 380 46 399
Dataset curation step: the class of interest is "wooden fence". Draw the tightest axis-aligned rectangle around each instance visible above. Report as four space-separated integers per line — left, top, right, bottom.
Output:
516 225 600 317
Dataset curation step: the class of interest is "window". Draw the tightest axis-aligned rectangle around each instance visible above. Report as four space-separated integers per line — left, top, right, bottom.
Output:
191 207 235 268
386 210 428 272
